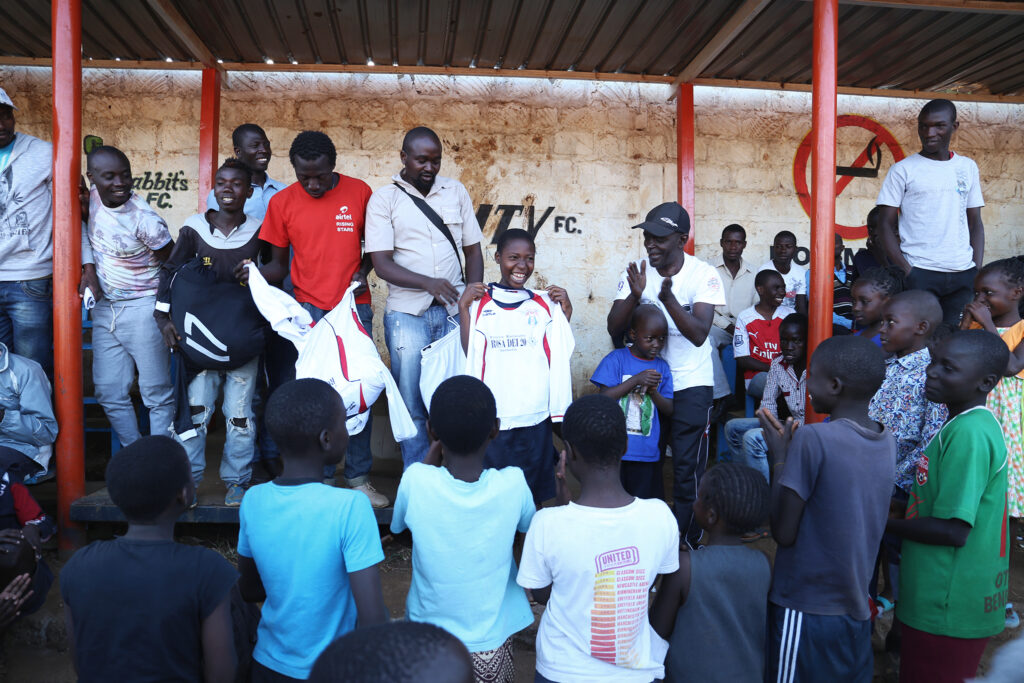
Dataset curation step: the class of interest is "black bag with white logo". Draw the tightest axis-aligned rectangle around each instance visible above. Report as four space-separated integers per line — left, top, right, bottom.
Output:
168 258 268 371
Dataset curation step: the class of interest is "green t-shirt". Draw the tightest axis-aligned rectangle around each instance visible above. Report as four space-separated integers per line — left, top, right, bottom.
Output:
897 407 1010 639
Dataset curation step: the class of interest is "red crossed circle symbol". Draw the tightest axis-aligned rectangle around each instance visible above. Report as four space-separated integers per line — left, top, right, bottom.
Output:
792 114 905 240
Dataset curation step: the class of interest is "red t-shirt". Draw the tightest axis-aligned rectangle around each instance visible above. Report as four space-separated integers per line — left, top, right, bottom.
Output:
260 174 372 309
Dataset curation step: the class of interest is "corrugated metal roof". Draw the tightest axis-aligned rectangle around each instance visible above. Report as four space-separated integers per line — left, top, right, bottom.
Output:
2 0 1023 95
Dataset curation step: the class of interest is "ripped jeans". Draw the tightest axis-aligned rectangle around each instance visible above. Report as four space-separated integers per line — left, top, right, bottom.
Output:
176 356 258 487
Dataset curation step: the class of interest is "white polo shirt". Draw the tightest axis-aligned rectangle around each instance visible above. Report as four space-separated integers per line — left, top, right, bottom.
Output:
365 174 482 316
614 255 726 391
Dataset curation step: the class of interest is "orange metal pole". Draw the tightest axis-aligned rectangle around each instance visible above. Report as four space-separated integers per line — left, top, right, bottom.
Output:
807 0 838 423
52 0 85 550
198 68 221 212
676 83 696 255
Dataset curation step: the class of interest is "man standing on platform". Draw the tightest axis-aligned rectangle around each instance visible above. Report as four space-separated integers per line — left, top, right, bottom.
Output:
0 87 54 379
709 224 757 409
365 127 484 468
607 203 725 547
205 124 286 222
257 131 387 508
877 99 984 325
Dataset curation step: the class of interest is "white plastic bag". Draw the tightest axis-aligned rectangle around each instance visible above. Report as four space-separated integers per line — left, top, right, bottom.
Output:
419 317 464 410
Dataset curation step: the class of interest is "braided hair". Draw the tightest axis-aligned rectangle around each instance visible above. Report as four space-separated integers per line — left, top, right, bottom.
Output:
979 256 1024 289
701 464 769 534
852 266 904 297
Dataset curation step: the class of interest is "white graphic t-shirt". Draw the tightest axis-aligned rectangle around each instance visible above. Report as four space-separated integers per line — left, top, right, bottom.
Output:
517 499 679 683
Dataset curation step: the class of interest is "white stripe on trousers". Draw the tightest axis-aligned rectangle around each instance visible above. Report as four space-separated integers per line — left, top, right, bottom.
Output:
777 607 804 683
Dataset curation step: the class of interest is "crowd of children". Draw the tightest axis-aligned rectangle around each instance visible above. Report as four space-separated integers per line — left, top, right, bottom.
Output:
0 88 1018 681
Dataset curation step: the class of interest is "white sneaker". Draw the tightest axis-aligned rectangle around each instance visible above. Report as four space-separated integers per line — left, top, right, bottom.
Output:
351 482 389 508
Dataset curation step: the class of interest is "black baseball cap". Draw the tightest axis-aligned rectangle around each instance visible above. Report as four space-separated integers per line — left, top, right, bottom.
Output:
631 202 690 237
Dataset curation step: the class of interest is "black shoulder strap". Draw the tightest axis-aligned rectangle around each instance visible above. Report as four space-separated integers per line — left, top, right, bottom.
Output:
392 182 463 277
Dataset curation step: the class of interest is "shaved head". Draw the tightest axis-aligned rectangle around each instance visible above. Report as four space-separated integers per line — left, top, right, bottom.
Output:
86 145 130 173
888 290 942 329
402 126 441 154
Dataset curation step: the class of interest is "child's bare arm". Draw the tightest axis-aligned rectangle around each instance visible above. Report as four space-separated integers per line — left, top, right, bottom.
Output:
457 283 488 353
350 564 389 627
237 556 266 603
756 409 806 547
530 584 553 605
200 595 236 683
886 516 971 547
649 388 673 416
648 550 691 640
1007 340 1024 377
596 373 650 400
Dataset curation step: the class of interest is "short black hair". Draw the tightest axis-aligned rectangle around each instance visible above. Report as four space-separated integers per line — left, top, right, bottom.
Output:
722 224 746 240
495 228 535 254
86 144 130 173
979 256 1024 289
779 312 808 337
402 126 442 154
429 376 497 455
810 335 887 400
866 206 881 231
754 269 784 289
853 266 904 297
266 379 345 454
562 394 627 468
888 290 943 331
231 123 267 149
309 621 472 683
218 157 253 186
773 230 797 244
629 303 667 332
702 464 769 534
944 330 1010 383
106 436 191 522
289 130 337 167
920 98 957 121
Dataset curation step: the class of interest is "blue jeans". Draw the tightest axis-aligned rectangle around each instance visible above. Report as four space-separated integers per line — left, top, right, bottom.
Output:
723 417 769 482
0 278 53 379
301 302 374 484
383 305 457 468
90 296 174 445
176 356 258 486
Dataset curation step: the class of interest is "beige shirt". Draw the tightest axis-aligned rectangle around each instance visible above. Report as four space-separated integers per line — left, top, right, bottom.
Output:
365 174 483 316
712 255 758 330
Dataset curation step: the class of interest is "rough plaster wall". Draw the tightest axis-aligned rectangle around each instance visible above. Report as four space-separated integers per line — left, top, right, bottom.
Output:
3 66 1022 398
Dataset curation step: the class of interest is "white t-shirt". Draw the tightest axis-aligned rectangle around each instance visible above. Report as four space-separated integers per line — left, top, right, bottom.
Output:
876 152 984 273
757 261 807 310
614 256 726 391
517 498 679 683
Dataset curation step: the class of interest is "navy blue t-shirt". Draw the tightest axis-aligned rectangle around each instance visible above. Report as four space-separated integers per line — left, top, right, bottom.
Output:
590 347 673 462
61 537 238 683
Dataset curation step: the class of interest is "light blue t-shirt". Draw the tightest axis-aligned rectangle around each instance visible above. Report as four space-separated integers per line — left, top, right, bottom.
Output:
206 174 287 223
238 481 384 679
390 463 536 652
0 140 13 173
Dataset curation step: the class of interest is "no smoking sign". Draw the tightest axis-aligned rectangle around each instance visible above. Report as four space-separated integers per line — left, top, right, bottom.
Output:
792 114 905 240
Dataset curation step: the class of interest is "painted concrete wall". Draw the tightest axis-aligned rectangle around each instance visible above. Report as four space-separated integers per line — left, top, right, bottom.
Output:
3 66 1022 396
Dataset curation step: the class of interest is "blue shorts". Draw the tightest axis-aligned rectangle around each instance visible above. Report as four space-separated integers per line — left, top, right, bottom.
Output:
767 603 872 683
484 419 557 503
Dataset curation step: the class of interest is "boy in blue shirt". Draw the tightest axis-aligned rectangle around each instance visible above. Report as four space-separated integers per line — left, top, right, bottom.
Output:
591 304 673 499
238 379 388 681
391 376 535 682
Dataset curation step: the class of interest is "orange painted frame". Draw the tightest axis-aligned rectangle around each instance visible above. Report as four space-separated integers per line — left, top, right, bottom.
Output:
198 67 221 212
806 0 839 423
52 0 86 550
676 83 696 255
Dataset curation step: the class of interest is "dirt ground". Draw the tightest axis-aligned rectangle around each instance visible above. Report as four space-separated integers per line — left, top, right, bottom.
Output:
4 428 1023 682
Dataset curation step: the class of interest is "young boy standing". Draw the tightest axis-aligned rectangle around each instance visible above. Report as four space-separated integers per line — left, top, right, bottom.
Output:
61 436 238 683
758 335 895 682
391 376 535 682
155 159 263 506
734 269 795 398
517 394 679 683
80 146 175 447
590 304 673 499
887 330 1011 683
758 230 807 313
238 378 388 681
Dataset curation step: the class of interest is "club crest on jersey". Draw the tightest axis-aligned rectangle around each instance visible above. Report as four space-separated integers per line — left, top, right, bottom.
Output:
916 454 929 487
526 310 539 326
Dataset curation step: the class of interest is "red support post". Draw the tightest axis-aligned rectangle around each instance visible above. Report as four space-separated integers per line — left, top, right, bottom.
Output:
52 0 85 550
198 68 221 213
807 0 838 423
676 83 696 255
